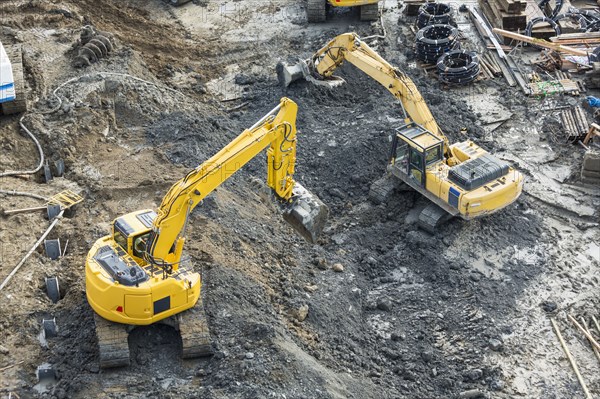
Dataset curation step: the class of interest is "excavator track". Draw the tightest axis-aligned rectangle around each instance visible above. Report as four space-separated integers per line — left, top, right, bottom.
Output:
307 0 327 22
360 3 379 21
418 203 452 234
2 45 27 115
368 174 401 205
93 313 131 368
177 297 213 359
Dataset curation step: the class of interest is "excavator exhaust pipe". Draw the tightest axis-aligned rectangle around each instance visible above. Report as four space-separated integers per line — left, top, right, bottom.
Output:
282 182 329 243
277 60 345 89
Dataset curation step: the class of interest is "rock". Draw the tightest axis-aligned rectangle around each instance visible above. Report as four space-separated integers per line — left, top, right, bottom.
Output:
490 379 505 391
376 298 392 311
292 304 309 322
304 284 318 293
465 368 483 381
391 332 405 341
488 338 504 352
235 74 255 85
328 188 346 199
0 345 8 355
196 368 208 377
245 352 255 359
540 300 557 313
459 389 484 398
315 258 328 270
332 263 344 272
421 351 433 362
469 273 481 282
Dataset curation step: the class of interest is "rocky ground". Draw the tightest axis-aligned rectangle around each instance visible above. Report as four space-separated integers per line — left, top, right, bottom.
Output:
0 0 599 398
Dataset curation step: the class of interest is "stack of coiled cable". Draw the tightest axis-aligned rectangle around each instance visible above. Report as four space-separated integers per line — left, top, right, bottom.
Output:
416 2 456 29
437 50 480 84
415 24 460 64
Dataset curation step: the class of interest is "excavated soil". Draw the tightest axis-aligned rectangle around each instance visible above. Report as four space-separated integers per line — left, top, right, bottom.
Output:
0 1 599 399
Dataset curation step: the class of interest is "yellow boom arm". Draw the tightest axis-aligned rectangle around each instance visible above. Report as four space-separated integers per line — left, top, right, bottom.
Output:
308 32 453 156
147 98 298 266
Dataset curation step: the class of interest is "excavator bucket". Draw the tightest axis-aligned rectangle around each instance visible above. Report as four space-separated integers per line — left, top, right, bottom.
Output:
276 60 345 88
281 182 329 243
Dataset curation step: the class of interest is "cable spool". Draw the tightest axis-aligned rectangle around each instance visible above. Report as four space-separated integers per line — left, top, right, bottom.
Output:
437 50 480 85
415 24 459 64
416 3 455 29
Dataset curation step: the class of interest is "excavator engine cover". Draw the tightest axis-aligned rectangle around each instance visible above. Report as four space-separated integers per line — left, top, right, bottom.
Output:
281 182 329 243
448 154 510 191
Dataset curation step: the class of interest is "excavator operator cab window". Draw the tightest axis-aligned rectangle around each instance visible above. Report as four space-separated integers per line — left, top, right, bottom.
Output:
425 144 442 166
409 147 424 186
133 233 150 259
114 228 127 251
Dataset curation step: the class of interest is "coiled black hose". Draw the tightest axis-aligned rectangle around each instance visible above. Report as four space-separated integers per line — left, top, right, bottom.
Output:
437 50 480 85
525 17 561 48
538 0 563 19
553 13 588 31
417 3 455 29
415 24 460 64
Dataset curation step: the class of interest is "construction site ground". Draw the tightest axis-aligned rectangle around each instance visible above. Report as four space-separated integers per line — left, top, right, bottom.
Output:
0 0 599 398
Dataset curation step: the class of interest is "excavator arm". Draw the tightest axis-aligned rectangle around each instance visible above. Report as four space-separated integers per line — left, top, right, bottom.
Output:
279 32 456 160
146 97 324 267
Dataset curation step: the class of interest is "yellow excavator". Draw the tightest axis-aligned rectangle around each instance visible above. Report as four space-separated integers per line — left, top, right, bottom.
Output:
307 0 380 22
279 33 523 232
85 98 328 368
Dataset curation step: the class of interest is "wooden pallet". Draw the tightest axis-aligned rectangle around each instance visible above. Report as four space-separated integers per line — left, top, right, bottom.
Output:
560 106 589 142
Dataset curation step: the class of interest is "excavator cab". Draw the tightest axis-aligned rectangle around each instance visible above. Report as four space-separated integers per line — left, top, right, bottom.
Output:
390 123 444 188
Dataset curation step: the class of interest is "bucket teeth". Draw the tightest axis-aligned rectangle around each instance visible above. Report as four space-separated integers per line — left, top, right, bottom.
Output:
282 182 329 243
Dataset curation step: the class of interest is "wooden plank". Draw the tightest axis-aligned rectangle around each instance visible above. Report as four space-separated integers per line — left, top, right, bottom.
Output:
551 32 600 40
496 0 527 13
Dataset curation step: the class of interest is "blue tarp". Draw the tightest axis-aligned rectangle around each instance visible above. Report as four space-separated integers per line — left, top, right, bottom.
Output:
587 96 600 108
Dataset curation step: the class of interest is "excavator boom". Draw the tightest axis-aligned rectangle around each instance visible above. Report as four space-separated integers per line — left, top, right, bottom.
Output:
278 33 446 150
147 98 326 266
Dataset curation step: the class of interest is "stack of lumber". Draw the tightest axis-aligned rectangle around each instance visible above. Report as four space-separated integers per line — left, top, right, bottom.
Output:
550 32 600 71
479 0 555 42
479 0 527 31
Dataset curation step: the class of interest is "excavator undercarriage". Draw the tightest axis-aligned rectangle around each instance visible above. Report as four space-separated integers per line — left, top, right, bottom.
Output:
94 293 212 368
